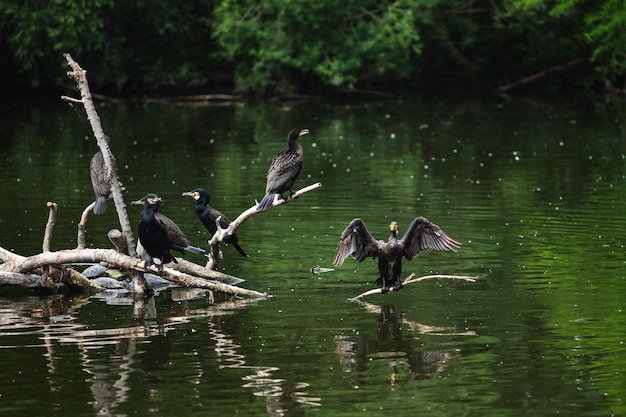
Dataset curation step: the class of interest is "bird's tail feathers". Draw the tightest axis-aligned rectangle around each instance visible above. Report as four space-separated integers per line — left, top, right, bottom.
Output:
233 242 248 258
256 193 276 211
185 245 207 256
93 197 107 214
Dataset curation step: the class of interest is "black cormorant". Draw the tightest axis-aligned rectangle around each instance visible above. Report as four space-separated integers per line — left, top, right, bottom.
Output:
182 188 248 257
90 136 111 214
333 217 461 292
256 128 309 211
131 193 206 271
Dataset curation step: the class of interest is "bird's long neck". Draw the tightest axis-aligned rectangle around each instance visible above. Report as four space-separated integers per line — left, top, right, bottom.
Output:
289 138 302 154
388 230 398 243
142 205 157 223
195 200 208 213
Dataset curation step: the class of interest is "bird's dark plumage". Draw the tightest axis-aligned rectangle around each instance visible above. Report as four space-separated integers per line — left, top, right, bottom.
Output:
256 128 309 211
333 217 461 292
182 188 248 257
90 136 111 214
132 194 206 271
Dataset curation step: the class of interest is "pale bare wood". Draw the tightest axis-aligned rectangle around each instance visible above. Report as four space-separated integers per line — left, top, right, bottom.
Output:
206 182 322 269
62 53 136 258
77 202 95 250
350 273 477 301
63 54 143 292
0 246 265 297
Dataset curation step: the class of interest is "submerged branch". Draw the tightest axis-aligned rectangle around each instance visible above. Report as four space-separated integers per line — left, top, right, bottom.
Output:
350 273 477 301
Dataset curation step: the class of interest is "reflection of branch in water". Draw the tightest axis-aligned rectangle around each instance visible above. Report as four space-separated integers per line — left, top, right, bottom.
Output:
80 338 136 415
335 304 476 388
243 366 322 414
0 295 265 416
209 320 246 369
207 320 322 414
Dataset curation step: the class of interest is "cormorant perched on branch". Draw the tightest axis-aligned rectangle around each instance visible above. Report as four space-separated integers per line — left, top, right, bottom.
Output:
256 128 309 211
90 136 111 214
333 217 461 292
131 193 206 271
182 188 248 257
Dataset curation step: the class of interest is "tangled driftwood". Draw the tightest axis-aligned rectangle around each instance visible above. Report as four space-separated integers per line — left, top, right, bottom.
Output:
0 54 320 298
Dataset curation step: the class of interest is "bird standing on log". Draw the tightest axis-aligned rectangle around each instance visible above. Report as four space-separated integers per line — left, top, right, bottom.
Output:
131 193 206 271
333 217 461 292
90 136 111 214
256 128 309 211
182 188 248 257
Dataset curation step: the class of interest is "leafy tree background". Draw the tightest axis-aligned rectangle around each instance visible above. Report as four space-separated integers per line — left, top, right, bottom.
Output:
0 0 624 95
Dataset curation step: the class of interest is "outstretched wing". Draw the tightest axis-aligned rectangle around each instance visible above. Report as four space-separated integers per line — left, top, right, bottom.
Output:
400 217 461 260
333 218 380 267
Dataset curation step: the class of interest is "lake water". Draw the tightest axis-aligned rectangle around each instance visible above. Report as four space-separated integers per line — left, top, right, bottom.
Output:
0 93 625 416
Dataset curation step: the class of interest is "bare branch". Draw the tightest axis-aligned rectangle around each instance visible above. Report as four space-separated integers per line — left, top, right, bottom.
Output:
42 202 57 281
77 202 95 249
43 202 57 252
107 229 129 253
206 182 322 269
0 246 262 297
172 258 245 286
497 58 585 93
63 53 136 258
60 95 83 104
63 53 145 294
349 273 477 301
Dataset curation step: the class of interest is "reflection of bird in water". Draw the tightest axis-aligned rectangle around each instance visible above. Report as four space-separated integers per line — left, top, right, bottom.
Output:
132 194 206 271
333 217 461 292
182 188 247 257
335 303 465 388
90 136 111 214
256 128 309 211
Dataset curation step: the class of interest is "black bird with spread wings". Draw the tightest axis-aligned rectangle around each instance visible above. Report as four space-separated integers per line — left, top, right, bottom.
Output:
132 193 206 271
333 217 461 292
256 128 309 211
182 188 248 257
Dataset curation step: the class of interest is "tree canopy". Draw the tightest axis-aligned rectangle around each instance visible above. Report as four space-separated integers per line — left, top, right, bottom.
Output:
1 0 624 96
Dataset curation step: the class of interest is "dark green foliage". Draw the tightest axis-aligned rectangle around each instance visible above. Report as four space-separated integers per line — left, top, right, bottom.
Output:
213 0 424 94
1 0 625 94
0 0 214 90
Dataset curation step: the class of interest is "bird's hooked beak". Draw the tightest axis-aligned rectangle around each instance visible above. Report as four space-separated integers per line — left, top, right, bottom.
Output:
299 129 310 137
131 196 162 206
182 191 199 200
389 222 399 233
148 196 162 205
